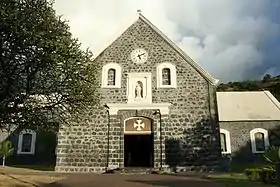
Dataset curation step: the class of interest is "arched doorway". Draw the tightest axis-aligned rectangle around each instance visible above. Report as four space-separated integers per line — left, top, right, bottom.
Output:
124 117 154 167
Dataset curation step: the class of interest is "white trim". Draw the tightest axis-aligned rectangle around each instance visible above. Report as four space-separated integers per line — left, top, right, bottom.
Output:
93 13 219 86
157 63 177 88
250 128 269 153
126 72 152 104
220 129 231 154
263 91 280 111
124 131 152 135
107 103 171 115
101 63 122 88
17 129 36 155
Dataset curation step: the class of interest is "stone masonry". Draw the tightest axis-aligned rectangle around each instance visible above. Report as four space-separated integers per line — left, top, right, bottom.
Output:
220 121 280 162
55 15 221 173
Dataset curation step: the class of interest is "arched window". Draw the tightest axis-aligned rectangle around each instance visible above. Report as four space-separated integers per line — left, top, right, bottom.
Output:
220 133 227 152
162 68 171 85
220 129 231 154
107 68 116 86
17 129 36 155
255 132 265 152
250 128 269 153
101 63 121 88
157 63 177 88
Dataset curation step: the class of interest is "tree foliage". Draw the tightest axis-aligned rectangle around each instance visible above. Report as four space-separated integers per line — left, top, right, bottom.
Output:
264 146 280 164
0 0 99 130
0 140 14 166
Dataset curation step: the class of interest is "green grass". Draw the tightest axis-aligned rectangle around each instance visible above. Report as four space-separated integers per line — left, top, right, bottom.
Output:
230 163 274 173
208 173 276 187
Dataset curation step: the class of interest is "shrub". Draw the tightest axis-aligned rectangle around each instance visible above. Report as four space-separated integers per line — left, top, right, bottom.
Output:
245 168 261 181
259 167 276 184
245 167 276 184
263 146 280 163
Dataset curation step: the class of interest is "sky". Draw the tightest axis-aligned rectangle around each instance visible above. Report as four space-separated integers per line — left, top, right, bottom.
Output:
54 0 280 82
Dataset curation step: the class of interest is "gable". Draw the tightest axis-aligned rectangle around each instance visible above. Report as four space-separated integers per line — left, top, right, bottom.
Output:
93 13 218 86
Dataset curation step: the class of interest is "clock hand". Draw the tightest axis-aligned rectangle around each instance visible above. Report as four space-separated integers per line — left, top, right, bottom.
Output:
139 53 145 56
137 54 142 60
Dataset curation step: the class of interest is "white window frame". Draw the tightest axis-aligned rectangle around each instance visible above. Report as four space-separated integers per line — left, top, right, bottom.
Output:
17 129 36 155
250 128 269 154
156 63 177 88
101 63 121 88
220 129 231 154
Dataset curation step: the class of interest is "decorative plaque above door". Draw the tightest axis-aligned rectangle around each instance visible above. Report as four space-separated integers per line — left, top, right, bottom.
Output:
124 117 152 134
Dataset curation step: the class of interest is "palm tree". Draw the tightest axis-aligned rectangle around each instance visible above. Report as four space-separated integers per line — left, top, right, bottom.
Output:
0 140 14 166
263 146 280 184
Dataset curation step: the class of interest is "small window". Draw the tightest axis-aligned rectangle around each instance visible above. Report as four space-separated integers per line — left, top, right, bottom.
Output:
157 63 177 88
102 63 121 88
107 68 116 86
220 133 227 152
255 132 265 152
162 68 171 85
21 134 32 152
250 128 269 153
220 129 231 154
17 129 36 155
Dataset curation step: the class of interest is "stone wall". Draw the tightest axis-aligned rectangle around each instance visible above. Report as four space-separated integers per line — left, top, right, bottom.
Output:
55 18 221 173
220 121 280 162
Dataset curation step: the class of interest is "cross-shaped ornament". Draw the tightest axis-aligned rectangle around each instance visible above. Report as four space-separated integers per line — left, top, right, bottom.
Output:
134 119 145 131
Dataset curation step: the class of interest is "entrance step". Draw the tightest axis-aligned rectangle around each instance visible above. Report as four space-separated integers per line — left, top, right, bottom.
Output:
120 167 154 174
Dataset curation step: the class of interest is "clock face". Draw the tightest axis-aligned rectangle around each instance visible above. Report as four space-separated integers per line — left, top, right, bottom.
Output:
130 48 148 64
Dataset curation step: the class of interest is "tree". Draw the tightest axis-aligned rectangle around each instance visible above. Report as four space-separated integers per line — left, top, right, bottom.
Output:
0 0 99 130
263 74 272 83
0 140 14 166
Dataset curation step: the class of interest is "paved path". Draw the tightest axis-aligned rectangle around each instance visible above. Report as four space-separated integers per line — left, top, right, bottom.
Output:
0 167 222 187
42 173 222 187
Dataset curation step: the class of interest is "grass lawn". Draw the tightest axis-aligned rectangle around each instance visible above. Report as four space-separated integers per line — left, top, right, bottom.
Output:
229 163 274 173
208 173 277 187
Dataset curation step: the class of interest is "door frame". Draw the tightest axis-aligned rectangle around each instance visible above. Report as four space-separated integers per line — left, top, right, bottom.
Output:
120 116 156 168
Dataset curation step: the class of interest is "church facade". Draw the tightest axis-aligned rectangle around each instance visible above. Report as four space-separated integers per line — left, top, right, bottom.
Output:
55 13 221 173
2 14 280 173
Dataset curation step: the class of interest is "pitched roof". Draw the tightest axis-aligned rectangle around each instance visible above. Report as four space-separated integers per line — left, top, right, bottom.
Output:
93 12 219 85
217 91 280 121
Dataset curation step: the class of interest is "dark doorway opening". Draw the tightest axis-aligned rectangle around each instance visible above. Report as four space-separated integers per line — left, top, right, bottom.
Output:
124 134 154 167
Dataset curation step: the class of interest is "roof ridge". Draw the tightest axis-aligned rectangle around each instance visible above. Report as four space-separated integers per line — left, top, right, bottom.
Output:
263 91 280 111
139 13 219 85
92 12 219 85
92 13 139 58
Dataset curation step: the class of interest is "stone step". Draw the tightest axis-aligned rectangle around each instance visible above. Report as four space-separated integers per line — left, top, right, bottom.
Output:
118 167 155 174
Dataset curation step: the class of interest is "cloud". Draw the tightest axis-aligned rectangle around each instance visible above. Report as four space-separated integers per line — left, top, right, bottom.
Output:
54 0 280 82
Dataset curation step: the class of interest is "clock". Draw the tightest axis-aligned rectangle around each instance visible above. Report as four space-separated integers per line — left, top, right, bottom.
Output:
130 48 148 64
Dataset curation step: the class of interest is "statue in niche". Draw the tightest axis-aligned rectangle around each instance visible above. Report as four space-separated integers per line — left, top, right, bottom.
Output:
135 81 143 98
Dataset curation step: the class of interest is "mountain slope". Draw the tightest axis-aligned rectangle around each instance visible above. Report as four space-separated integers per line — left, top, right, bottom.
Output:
217 74 280 101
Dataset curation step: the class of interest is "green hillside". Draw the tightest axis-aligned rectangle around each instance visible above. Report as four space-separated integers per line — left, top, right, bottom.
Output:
217 74 280 101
